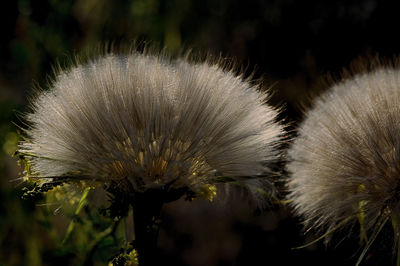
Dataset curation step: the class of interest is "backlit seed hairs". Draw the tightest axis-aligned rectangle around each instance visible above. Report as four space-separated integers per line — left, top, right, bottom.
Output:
18 51 283 199
287 66 400 243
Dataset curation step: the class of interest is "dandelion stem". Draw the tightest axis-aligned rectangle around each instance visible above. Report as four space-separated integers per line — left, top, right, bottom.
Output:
131 187 186 265
131 190 165 266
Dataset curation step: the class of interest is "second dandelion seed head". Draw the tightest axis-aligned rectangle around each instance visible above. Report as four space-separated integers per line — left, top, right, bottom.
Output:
287 65 400 245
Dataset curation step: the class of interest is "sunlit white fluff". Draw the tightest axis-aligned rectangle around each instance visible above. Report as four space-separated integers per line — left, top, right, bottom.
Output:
287 66 400 240
19 51 282 197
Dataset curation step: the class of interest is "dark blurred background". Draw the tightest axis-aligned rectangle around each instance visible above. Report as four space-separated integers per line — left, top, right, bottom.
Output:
1 0 400 265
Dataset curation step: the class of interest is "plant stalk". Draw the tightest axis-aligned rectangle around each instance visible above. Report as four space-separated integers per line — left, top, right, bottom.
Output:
131 186 187 265
132 190 164 265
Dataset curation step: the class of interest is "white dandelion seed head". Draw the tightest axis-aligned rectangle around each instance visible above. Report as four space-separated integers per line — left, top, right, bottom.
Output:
287 66 400 236
19 51 283 197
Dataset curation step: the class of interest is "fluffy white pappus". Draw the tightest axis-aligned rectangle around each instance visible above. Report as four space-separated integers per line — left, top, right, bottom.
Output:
287 67 400 239
19 51 283 198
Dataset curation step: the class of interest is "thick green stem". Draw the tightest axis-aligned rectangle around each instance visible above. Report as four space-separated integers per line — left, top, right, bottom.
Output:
131 187 187 265
132 191 164 266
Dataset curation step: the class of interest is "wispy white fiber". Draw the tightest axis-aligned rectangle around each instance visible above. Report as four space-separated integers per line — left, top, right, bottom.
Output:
19 51 282 197
287 66 400 236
